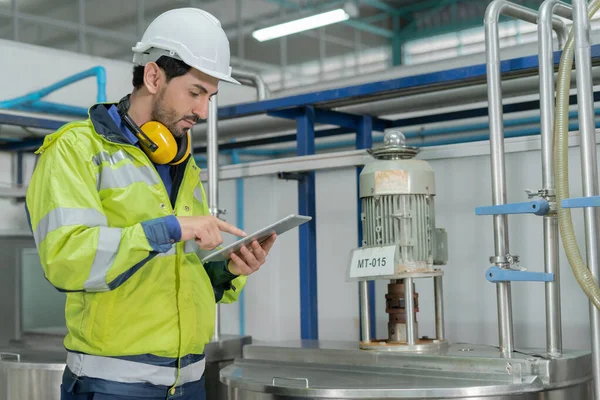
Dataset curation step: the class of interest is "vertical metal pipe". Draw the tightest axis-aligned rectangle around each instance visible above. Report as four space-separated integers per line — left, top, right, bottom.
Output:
356 116 375 342
208 96 221 342
405 278 417 345
359 281 371 343
207 96 219 218
14 249 22 342
434 275 445 341
572 0 600 397
538 0 571 357
11 152 21 188
231 70 269 100
319 27 326 81
485 1 514 358
483 0 564 358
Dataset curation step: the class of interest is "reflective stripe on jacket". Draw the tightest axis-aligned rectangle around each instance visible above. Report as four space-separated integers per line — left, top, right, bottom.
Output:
25 103 246 388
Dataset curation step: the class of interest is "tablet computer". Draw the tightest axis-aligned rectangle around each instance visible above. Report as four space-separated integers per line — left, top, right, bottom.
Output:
200 214 312 263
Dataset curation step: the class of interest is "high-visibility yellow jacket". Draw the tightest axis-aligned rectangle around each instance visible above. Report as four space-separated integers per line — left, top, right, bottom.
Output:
25 102 246 390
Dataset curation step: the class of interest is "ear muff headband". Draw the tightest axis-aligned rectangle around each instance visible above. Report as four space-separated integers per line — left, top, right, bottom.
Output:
117 95 191 165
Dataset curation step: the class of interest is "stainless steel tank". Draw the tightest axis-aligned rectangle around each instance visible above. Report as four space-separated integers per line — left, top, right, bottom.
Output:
0 333 250 400
220 340 592 399
0 347 64 400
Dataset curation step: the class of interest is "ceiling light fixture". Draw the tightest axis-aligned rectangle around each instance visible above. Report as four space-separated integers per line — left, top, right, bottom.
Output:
252 8 353 42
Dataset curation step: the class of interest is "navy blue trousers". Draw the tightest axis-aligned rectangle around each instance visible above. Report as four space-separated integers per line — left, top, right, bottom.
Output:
60 367 206 400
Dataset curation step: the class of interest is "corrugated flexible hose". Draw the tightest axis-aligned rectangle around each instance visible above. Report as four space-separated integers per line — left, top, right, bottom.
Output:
555 0 600 310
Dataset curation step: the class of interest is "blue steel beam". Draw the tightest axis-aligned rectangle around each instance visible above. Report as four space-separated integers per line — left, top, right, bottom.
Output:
0 112 67 131
219 44 600 120
297 106 319 341
268 108 392 131
356 116 377 341
192 90 600 154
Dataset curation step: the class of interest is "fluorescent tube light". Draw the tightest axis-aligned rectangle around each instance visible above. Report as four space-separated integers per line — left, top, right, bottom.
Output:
252 8 350 42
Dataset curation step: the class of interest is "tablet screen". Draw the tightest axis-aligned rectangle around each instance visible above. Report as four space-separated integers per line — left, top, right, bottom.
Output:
200 214 312 263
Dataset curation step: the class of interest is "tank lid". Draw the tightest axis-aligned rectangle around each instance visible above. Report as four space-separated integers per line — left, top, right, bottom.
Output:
0 347 66 369
368 130 419 160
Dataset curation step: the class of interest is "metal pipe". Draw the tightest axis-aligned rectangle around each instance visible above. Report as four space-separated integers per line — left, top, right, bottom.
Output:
208 70 267 341
208 95 221 342
232 69 269 100
192 67 600 142
207 96 220 219
434 276 445 341
538 0 571 358
359 280 371 343
484 0 564 358
572 0 600 397
404 278 417 345
14 249 22 342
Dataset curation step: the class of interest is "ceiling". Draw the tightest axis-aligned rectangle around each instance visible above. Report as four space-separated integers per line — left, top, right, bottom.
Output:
0 0 543 75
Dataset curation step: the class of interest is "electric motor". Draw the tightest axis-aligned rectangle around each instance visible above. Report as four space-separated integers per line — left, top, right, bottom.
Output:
359 130 448 274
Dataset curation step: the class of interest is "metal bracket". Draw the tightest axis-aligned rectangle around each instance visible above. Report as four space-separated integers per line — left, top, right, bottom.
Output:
209 207 227 217
486 266 554 283
526 189 556 213
278 172 308 181
506 362 524 384
489 254 520 266
272 376 309 388
475 199 550 216
525 188 555 199
561 195 600 209
0 353 20 362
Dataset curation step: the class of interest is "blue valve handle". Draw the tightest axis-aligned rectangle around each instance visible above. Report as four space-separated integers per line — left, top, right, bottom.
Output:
475 199 549 216
486 266 554 283
562 196 600 209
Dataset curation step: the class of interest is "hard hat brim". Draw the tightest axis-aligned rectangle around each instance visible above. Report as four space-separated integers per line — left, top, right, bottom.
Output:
201 68 241 85
132 45 241 85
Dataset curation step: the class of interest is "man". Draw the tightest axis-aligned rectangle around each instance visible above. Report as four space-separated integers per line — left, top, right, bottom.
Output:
25 7 275 400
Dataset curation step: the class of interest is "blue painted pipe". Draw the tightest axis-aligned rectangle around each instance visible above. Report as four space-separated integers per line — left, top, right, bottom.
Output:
0 66 107 112
14 101 89 117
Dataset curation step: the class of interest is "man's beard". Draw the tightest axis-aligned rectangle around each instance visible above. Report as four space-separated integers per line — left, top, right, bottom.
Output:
151 89 194 138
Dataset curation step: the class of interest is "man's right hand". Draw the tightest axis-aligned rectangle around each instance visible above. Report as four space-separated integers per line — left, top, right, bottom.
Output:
177 216 246 250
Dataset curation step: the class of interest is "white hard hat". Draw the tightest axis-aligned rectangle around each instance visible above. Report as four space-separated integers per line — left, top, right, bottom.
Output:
132 8 240 85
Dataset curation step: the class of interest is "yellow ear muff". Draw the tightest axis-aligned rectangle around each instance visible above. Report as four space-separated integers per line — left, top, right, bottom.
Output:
138 121 178 165
168 132 191 166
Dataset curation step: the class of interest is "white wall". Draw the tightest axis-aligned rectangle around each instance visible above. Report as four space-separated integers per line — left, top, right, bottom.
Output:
216 133 600 353
0 38 258 107
0 36 262 231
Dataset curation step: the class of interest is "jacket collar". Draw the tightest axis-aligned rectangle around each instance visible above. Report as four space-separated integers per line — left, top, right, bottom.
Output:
88 103 130 145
